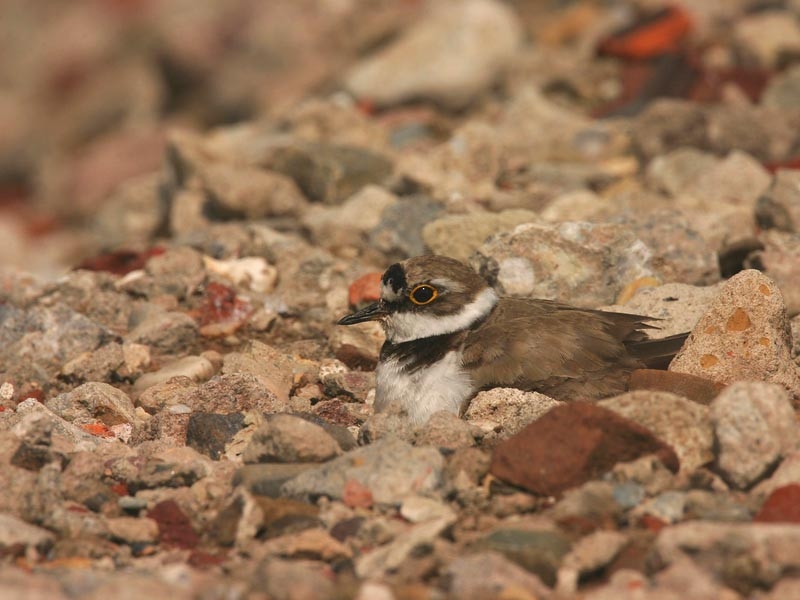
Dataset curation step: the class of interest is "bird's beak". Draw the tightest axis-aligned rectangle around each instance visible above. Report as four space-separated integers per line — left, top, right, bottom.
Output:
337 301 387 325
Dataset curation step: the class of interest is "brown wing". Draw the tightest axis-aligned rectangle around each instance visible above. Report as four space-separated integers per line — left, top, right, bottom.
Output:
461 298 656 400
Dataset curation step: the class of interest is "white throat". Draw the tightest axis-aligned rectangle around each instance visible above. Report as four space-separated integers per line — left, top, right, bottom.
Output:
384 287 498 344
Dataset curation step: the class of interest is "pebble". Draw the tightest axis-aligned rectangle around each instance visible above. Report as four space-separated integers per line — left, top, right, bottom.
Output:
345 0 522 109
242 413 343 464
446 551 552 600
464 387 561 440
133 355 217 393
670 269 800 399
280 436 445 505
711 381 798 489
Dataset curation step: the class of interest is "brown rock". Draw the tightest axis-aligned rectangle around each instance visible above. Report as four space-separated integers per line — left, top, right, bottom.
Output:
490 403 679 496
669 269 800 399
628 369 724 405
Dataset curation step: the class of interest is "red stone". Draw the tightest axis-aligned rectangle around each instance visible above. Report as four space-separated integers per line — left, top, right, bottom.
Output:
490 403 679 497
348 272 382 307
754 484 800 523
147 500 200 549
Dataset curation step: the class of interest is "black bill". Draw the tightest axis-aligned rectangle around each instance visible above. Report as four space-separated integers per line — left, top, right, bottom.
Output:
337 301 387 325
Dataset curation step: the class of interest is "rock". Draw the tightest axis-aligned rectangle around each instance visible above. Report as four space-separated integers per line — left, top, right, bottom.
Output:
234 463 318 498
755 451 800 497
221 341 302 404
599 391 714 474
124 305 199 353
132 447 211 492
318 359 375 402
475 527 572 586
357 405 416 445
344 0 522 109
627 370 724 406
645 147 720 197
670 269 800 398
369 193 445 259
267 142 393 205
133 354 218 393
556 530 628 595
653 521 800 594
242 413 343 464
303 184 398 251
400 495 456 524
329 320 383 370
46 382 136 427
146 499 200 550
93 172 165 247
755 485 800 524
629 100 709 161
756 169 800 232
446 551 552 600
762 64 800 109
257 558 337 600
631 490 687 525
106 516 160 545
734 10 800 67
464 388 561 441
202 256 278 295
470 221 657 306
0 513 56 555
13 400 104 452
422 209 538 262
355 514 456 578
280 436 445 505
603 281 719 339
490 403 679 497
193 373 290 415
186 413 245 460
201 163 308 219
412 411 478 449
546 480 625 531
711 381 798 489
745 230 800 316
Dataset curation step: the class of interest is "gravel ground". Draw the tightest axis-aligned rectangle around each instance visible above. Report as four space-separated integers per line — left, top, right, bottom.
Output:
2 1 800 598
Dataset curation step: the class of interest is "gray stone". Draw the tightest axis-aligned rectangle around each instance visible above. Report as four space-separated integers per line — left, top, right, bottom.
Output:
186 413 245 460
646 147 720 196
280 436 445 505
711 381 798 489
557 531 628 595
412 410 478 449
369 194 444 259
599 391 714 474
242 413 343 464
446 551 552 600
46 382 136 426
756 169 800 232
234 463 318 498
474 528 572 586
124 305 199 353
344 0 522 109
670 269 800 398
0 513 56 554
745 230 800 316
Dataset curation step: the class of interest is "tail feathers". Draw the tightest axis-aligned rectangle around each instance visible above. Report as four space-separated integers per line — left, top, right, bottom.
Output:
626 332 689 370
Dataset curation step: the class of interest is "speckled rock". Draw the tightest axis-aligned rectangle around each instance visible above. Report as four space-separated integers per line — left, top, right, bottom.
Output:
242 413 343 464
345 0 522 109
471 221 656 306
464 388 561 441
422 209 538 262
46 382 136 427
599 390 714 474
711 381 798 489
669 270 800 398
645 147 720 196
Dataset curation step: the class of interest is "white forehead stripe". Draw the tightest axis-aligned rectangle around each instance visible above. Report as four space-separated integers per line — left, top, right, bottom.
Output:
384 287 498 343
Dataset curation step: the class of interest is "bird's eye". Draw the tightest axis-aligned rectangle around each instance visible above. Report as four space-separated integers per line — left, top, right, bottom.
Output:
409 284 438 305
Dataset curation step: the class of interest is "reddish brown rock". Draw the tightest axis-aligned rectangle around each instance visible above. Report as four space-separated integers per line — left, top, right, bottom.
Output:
489 403 679 496
754 484 800 524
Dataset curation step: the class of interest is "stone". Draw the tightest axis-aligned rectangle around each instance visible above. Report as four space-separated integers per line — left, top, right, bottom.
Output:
653 521 800 594
369 193 445 259
599 391 714 474
93 172 165 247
470 221 657 307
412 411 478 449
734 10 800 67
0 513 56 554
192 373 291 415
202 256 278 295
475 527 571 586
46 382 136 427
267 142 393 205
755 452 800 497
464 388 561 441
186 413 245 460
106 516 160 545
399 495 456 524
446 551 552 600
745 230 800 316
627 370 725 406
711 381 798 489
329 319 383 370
629 100 709 161
762 64 800 110
242 413 343 464
556 530 628 595
645 147 720 197
754 485 800 524
344 0 522 109
124 306 199 353
756 169 800 233
670 269 800 398
422 209 538 262
280 436 445 505
490 403 679 497
201 163 308 219
234 463 317 498
133 355 218 393
221 341 302 404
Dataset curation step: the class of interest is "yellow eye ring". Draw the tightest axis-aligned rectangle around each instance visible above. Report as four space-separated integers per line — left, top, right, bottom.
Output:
409 284 438 305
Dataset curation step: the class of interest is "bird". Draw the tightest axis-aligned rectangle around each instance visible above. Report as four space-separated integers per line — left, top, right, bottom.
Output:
338 255 687 425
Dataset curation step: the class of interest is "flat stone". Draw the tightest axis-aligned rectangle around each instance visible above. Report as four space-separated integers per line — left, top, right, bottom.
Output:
490 402 679 496
474 527 571 586
280 436 445 505
464 387 561 441
186 413 245 460
234 463 318 498
46 382 136 426
446 551 552 600
242 413 343 464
